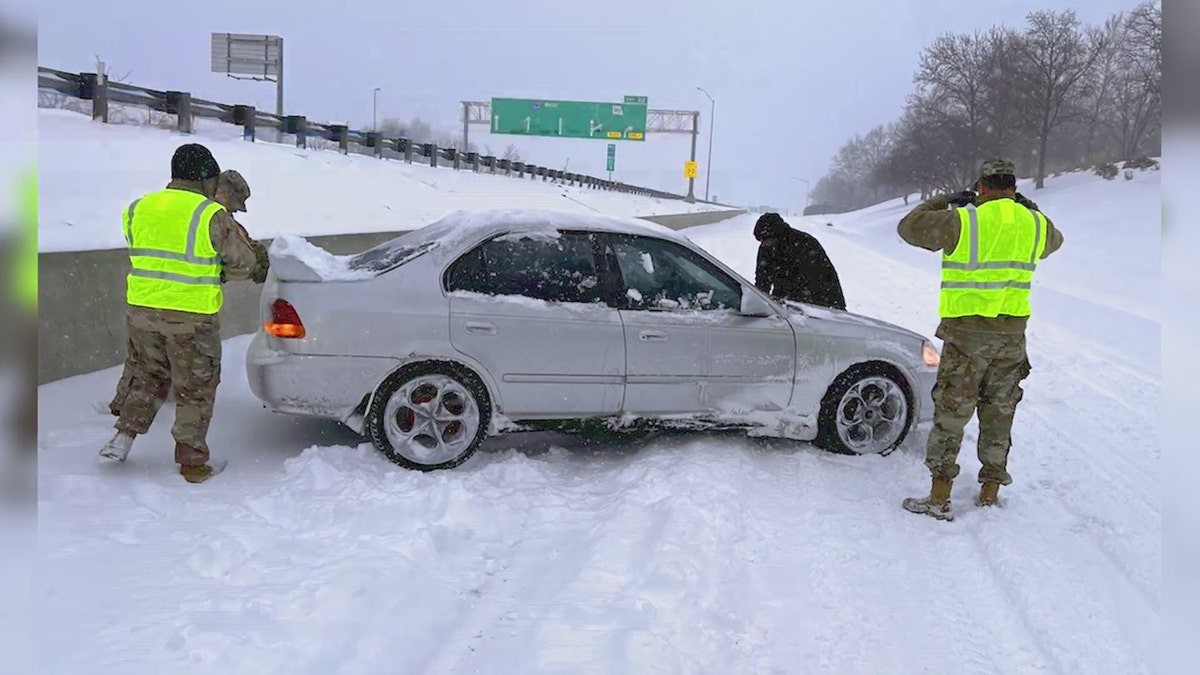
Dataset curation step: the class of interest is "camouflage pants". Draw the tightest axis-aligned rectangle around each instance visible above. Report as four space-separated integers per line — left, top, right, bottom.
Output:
925 331 1032 486
108 340 170 416
113 309 222 466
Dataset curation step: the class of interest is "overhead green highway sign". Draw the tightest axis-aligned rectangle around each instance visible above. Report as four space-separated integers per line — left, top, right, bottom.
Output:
490 96 648 141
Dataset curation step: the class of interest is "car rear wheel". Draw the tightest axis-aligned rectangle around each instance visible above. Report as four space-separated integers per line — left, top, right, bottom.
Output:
816 365 913 456
367 362 491 471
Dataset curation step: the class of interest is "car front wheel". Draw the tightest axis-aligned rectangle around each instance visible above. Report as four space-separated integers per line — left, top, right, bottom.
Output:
816 365 913 456
366 362 491 471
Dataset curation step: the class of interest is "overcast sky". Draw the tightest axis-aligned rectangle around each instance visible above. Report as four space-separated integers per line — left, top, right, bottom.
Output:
40 0 1139 211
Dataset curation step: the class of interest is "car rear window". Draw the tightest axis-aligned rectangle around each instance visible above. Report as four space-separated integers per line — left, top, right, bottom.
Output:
346 239 438 274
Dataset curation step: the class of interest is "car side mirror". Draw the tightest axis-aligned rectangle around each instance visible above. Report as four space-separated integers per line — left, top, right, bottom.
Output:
740 291 776 317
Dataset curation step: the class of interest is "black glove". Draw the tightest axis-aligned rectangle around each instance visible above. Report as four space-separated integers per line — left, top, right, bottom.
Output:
946 190 977 208
1014 192 1039 211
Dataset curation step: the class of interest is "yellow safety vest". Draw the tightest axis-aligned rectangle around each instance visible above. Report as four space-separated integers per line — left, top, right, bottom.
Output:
940 198 1048 318
124 188 226 314
17 166 37 310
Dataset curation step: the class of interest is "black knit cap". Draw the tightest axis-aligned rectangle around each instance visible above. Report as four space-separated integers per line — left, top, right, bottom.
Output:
171 143 221 181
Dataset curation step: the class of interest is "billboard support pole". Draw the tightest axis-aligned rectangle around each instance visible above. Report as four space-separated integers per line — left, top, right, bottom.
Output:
275 37 284 119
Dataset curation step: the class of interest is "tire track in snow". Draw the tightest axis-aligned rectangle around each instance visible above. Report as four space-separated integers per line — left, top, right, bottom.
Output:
723 448 1058 674
1014 402 1160 611
414 453 660 674
966 514 1157 675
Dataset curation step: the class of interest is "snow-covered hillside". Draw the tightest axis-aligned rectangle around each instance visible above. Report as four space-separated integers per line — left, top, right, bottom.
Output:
37 167 1160 674
38 107 723 253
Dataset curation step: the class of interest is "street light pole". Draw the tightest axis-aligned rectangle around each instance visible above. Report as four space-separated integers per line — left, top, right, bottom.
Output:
373 87 381 131
697 86 715 202
791 177 810 214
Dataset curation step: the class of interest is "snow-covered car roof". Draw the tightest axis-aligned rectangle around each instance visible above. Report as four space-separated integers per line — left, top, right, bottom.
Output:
268 208 694 282
411 208 691 248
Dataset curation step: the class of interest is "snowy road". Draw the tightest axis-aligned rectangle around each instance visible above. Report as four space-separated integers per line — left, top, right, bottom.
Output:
37 172 1160 674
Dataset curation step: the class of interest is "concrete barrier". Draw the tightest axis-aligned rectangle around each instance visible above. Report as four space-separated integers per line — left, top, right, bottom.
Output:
38 208 745 384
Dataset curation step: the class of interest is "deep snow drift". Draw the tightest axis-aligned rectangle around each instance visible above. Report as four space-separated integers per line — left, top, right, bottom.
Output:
38 167 1160 674
37 107 723 253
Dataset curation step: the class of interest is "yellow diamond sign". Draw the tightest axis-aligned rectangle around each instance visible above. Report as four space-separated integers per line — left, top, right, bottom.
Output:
684 161 699 179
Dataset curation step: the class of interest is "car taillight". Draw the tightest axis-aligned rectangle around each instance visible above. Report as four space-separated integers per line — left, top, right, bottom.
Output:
265 299 306 338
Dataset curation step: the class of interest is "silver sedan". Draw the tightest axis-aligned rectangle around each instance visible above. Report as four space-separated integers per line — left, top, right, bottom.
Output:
246 209 940 471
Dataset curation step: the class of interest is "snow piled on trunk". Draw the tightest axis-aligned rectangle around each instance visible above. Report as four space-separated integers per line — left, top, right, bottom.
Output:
37 167 1160 674
266 235 376 282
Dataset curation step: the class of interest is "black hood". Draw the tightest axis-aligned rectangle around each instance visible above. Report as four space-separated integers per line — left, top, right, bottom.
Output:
754 212 792 240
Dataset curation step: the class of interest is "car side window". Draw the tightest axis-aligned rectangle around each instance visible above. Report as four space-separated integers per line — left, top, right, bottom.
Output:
446 231 603 304
608 235 742 311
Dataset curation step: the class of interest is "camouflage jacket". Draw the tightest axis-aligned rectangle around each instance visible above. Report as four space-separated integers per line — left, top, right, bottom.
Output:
897 191 1064 337
229 214 269 282
128 180 260 327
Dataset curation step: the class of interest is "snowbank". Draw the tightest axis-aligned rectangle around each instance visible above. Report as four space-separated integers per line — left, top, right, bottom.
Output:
37 107 723 253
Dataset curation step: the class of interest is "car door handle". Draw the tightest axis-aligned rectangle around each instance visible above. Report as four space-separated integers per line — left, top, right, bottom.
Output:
639 330 668 342
465 321 497 336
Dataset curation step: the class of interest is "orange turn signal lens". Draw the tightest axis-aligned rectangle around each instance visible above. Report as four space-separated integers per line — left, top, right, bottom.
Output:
265 322 306 339
923 342 941 368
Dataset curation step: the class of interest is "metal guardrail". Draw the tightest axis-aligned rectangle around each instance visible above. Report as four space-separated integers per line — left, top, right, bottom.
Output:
37 66 688 201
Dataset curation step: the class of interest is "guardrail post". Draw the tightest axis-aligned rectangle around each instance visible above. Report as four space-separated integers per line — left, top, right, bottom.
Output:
422 144 437 168
451 148 461 170
165 91 193 133
233 105 256 141
79 72 109 123
366 132 382 158
329 125 349 154
284 116 307 149
402 138 413 163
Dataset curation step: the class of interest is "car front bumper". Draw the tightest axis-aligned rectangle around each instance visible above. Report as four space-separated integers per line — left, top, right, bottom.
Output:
909 364 938 424
245 331 399 422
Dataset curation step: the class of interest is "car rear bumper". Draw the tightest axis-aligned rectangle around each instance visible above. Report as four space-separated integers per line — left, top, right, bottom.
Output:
245 331 398 422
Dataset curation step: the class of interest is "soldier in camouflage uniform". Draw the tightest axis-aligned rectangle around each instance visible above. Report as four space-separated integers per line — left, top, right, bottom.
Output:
898 159 1064 520
99 145 261 483
213 169 271 284
107 169 269 416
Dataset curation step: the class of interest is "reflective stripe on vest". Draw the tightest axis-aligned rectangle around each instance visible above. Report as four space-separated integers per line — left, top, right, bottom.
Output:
939 199 1047 319
124 189 225 315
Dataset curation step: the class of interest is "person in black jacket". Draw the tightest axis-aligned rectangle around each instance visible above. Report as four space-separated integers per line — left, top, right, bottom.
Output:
753 212 846 310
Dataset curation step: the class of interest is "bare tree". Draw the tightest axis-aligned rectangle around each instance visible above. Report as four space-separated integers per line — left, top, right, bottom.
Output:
1016 9 1107 188
978 26 1032 160
912 31 992 170
1076 15 1127 164
1122 0 1161 97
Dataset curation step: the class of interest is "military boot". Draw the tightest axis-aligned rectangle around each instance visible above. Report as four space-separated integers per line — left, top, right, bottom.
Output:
98 431 136 462
977 481 1000 507
179 459 227 484
902 478 955 521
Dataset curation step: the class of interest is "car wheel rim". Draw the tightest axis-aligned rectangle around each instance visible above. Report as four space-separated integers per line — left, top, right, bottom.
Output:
834 376 907 454
383 374 480 465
